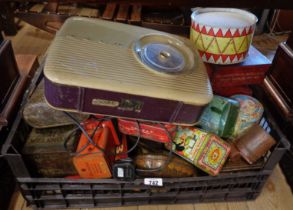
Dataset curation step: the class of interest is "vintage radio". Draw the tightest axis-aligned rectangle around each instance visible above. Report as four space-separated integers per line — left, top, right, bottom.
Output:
44 17 213 125
73 120 117 179
22 125 79 177
118 119 176 143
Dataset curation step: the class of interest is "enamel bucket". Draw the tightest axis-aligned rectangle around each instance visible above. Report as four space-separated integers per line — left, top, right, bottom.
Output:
191 8 258 64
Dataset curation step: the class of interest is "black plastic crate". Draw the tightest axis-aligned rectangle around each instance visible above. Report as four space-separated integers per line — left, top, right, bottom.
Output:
1 66 290 209
0 159 16 210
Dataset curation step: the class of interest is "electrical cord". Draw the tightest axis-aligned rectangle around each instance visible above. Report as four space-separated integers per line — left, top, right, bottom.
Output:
74 122 103 156
63 111 142 157
64 112 173 172
63 112 104 151
63 111 176 173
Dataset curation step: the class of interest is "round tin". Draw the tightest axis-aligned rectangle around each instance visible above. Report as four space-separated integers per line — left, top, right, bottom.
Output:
135 153 197 178
231 95 264 138
190 8 258 64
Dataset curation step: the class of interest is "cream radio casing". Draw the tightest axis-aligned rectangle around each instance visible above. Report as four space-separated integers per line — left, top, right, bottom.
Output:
44 17 213 125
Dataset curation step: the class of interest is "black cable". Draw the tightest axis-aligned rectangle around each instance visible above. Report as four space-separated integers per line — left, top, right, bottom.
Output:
63 112 105 151
92 115 114 122
63 126 80 151
63 111 175 174
124 120 141 154
63 111 141 157
74 122 103 156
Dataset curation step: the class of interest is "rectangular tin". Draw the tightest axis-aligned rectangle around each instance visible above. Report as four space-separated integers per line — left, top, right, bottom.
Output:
206 46 271 88
213 85 253 97
73 120 117 179
171 126 231 176
22 125 79 177
118 119 176 143
23 80 89 129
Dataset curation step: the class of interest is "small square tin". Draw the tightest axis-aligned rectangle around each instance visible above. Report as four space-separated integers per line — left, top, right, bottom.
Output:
171 126 231 176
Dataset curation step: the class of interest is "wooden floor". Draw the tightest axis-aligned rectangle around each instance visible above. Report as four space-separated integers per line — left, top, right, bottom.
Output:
4 14 293 210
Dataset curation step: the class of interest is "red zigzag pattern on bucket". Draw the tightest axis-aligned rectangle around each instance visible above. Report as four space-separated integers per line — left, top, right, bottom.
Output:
191 22 254 37
191 23 254 64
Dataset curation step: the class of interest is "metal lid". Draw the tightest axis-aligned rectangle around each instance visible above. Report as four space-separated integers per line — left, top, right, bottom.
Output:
140 43 185 73
134 34 196 75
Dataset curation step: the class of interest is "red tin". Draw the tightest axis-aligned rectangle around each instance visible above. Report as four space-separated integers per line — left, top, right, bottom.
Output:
118 119 176 143
115 134 128 161
93 115 120 145
206 46 271 88
213 86 253 97
73 120 117 179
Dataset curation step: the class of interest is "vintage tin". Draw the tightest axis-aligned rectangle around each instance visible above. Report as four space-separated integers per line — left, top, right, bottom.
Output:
236 124 276 164
198 95 240 138
231 95 264 138
23 80 88 129
93 115 121 145
206 46 271 88
228 142 242 163
191 8 257 64
118 119 176 143
171 126 231 176
73 120 116 179
213 85 253 97
135 153 197 178
115 134 128 161
221 157 265 173
22 125 79 177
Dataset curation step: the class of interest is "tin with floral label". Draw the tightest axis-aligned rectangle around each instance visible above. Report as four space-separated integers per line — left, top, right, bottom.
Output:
231 95 264 138
171 126 231 176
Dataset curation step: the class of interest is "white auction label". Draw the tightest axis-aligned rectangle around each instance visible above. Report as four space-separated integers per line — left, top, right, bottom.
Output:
117 168 124 178
144 178 163 187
